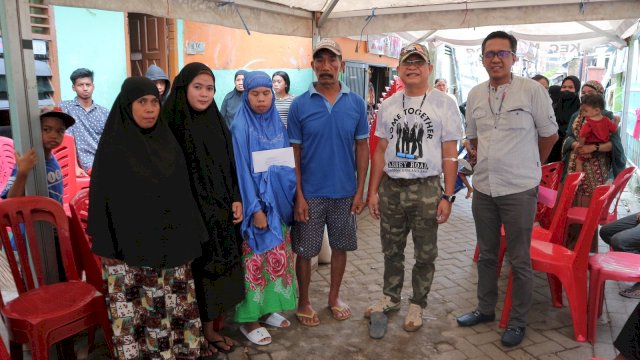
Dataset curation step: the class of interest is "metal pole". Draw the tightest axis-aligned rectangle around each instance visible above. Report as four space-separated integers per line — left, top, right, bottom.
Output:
0 0 60 284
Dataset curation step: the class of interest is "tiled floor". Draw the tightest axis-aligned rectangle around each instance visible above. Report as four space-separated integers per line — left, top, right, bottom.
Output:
3 189 639 359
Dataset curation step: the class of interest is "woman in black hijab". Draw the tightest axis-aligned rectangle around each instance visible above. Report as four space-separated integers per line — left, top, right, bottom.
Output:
164 62 245 354
89 77 208 359
548 75 582 163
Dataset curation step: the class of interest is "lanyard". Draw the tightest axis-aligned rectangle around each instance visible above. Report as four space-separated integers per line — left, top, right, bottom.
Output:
488 85 509 119
402 92 428 113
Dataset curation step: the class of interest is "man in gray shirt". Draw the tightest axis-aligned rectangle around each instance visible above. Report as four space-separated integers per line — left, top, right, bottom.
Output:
456 31 558 347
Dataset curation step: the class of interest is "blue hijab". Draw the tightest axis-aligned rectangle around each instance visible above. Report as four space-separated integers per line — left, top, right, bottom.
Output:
231 71 296 254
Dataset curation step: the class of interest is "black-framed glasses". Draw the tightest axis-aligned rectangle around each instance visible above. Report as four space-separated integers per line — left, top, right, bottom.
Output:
482 50 514 60
400 59 428 66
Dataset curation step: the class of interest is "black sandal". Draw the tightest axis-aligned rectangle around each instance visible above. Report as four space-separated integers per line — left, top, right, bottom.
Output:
199 343 219 360
210 337 236 354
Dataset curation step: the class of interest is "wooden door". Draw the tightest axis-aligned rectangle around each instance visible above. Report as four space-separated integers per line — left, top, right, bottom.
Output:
128 13 167 77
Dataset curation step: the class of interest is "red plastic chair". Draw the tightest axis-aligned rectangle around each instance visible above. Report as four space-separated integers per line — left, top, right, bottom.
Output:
0 196 114 359
0 137 16 193
537 162 564 228
566 166 635 227
587 252 640 344
52 134 90 209
472 162 565 267
0 335 9 360
472 172 583 277
500 184 614 342
69 189 103 294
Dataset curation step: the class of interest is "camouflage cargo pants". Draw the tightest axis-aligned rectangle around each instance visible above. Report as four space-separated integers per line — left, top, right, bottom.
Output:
379 175 440 308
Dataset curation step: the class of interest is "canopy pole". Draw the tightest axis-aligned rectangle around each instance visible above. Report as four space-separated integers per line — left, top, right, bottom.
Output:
317 0 340 28
577 21 627 47
0 0 60 284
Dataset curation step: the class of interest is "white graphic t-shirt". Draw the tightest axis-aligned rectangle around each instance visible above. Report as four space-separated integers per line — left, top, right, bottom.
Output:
375 89 462 179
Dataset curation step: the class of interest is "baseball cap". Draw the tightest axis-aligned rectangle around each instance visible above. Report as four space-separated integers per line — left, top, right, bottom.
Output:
40 106 75 128
313 38 342 57
399 43 430 64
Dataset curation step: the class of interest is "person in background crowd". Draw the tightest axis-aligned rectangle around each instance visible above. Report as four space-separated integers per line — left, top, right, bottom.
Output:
89 77 208 359
548 76 581 162
600 212 640 299
456 31 558 347
272 71 295 128
59 68 110 176
574 94 617 173
221 70 248 128
145 64 171 105
434 78 459 104
288 38 369 327
164 62 245 357
532 74 550 90
231 71 298 346
561 79 626 252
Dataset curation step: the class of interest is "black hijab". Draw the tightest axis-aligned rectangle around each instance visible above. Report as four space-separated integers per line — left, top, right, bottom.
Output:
554 76 582 134
163 62 242 267
88 77 206 269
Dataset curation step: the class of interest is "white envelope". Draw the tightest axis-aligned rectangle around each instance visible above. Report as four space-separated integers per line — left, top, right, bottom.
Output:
252 147 295 173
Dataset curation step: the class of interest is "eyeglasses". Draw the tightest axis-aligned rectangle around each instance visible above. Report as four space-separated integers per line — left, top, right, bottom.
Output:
400 59 428 66
482 50 514 60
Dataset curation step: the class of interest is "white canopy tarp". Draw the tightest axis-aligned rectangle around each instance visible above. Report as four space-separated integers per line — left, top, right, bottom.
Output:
44 0 640 46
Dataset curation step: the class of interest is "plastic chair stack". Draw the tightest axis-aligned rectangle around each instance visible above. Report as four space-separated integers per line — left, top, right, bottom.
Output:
0 196 113 359
500 184 615 342
0 137 16 193
69 188 103 294
52 134 91 212
536 162 564 228
587 252 640 344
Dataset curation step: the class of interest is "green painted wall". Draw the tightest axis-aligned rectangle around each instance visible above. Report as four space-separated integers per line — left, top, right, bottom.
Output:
53 6 127 108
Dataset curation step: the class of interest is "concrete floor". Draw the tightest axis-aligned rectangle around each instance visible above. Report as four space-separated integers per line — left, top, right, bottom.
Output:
3 189 639 360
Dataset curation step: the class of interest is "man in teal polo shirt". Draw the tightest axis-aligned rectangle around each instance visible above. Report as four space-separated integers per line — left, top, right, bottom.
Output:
288 38 369 327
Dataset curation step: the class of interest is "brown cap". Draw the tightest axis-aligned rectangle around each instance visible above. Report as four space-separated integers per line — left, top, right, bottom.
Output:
313 38 342 57
399 43 430 63
40 106 75 128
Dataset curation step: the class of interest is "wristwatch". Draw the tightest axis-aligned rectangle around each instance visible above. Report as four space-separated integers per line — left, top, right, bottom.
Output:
441 194 456 203
595 143 600 152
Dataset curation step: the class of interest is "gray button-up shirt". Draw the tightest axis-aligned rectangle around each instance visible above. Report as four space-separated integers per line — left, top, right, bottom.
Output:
466 76 557 197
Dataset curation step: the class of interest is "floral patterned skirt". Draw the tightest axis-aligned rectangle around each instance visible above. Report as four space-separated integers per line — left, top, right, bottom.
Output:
234 225 298 323
103 261 205 360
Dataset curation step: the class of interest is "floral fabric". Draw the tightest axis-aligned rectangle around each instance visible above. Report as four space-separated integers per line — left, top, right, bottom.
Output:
234 226 297 323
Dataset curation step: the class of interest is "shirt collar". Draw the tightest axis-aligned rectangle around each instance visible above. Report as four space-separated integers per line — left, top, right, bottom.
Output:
308 81 350 97
72 97 96 110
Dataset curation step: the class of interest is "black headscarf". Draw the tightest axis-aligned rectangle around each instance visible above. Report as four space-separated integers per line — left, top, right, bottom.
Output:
163 62 242 269
555 76 582 135
89 76 206 268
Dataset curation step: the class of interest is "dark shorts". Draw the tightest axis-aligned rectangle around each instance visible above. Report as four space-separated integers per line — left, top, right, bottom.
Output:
291 197 357 259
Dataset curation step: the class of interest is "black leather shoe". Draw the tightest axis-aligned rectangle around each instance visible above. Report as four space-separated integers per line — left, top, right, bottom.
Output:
456 310 495 327
501 326 526 347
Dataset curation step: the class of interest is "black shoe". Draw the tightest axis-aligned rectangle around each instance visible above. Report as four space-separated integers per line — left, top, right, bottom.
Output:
456 310 495 327
501 326 526 347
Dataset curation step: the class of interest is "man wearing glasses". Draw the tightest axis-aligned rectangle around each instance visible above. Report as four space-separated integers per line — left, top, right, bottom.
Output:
456 31 558 347
365 43 461 337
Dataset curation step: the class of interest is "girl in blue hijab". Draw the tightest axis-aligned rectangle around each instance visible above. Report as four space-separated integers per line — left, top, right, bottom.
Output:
231 71 297 346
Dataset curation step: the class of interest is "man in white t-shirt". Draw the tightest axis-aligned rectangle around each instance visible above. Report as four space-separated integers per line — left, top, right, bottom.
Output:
365 43 462 336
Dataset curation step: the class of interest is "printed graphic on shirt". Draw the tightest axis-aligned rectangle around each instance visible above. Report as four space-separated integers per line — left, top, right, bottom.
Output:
375 91 462 179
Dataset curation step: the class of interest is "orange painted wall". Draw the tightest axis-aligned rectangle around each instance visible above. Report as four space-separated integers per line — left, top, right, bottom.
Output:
335 38 399 68
183 21 312 70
